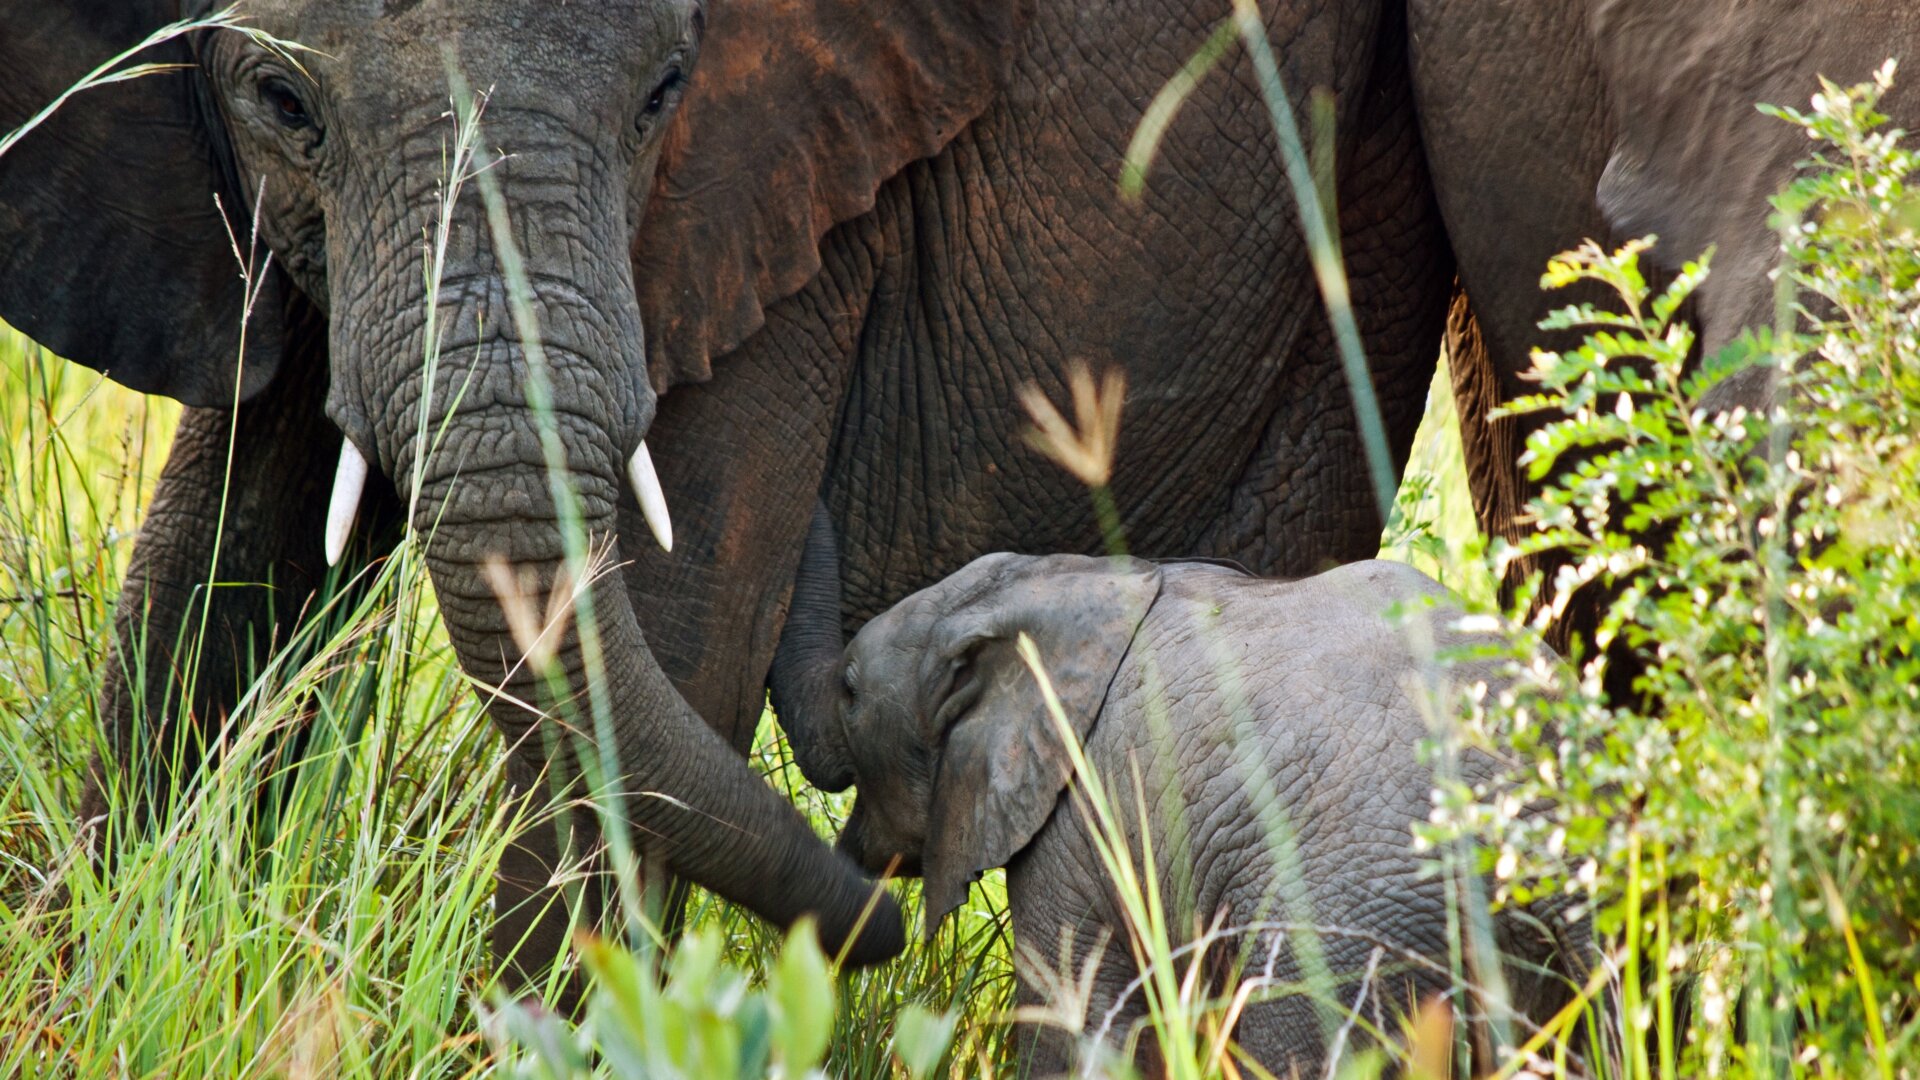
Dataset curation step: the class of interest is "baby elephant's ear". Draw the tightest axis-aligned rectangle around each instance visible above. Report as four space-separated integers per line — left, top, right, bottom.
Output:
920 556 1162 936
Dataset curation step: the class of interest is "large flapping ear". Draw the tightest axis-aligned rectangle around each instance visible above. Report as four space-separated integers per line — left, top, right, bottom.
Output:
633 0 1023 393
920 555 1161 936
0 2 283 407
1589 0 1915 353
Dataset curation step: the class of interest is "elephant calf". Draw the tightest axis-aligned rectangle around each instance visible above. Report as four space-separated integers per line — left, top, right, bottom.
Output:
830 554 1586 1074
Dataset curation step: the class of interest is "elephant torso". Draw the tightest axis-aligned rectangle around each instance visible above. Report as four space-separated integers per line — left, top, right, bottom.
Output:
628 0 1449 750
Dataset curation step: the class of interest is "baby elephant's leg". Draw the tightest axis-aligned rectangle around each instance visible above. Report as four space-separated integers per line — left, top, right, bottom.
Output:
1010 915 1148 1078
1009 835 1152 1077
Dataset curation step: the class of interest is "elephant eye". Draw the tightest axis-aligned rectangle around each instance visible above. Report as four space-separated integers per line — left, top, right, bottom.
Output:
259 78 312 130
642 67 685 119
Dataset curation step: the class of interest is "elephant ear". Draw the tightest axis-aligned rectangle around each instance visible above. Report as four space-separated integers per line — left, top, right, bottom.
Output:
0 1 283 407
920 555 1161 938
633 0 1023 392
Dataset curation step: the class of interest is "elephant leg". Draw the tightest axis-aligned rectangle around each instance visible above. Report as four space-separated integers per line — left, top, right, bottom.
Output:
82 320 397 837
1006 913 1149 1079
1194 0 1451 577
1408 0 1618 646
1495 894 1598 1064
1006 830 1152 1077
491 751 602 1011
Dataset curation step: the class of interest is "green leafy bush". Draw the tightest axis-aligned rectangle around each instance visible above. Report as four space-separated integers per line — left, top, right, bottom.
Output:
485 921 961 1080
1430 63 1920 1076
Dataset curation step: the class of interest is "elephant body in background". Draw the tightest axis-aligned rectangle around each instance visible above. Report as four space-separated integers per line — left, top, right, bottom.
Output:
1408 0 1920 637
832 555 1587 1074
0 0 1449 981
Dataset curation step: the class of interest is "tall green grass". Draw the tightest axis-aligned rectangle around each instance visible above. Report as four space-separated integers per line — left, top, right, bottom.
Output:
0 320 1035 1076
0 329 529 1077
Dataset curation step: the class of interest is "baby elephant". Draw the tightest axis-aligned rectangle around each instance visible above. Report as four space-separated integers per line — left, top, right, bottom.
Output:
831 554 1585 1074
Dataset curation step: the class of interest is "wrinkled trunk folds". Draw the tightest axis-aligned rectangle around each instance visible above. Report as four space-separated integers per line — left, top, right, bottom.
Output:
412 441 890 958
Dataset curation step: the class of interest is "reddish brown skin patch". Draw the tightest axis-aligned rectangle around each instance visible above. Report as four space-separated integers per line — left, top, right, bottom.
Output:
633 0 1024 393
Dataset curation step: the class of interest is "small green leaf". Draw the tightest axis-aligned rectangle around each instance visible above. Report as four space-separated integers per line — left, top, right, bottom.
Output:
579 934 664 1077
491 998 587 1079
736 996 775 1079
666 926 725 1003
892 1005 959 1080
769 917 835 1073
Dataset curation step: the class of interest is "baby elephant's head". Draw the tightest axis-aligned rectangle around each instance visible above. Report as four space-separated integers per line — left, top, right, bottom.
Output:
832 553 1162 939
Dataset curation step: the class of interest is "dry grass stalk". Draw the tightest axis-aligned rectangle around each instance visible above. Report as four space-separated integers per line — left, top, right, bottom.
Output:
1020 362 1126 488
481 537 624 672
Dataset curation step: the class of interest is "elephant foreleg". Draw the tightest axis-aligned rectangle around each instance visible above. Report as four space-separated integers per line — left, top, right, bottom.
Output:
1008 907 1148 1078
83 329 397 838
1196 0 1450 575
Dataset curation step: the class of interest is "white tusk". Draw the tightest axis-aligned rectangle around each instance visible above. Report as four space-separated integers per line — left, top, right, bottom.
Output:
627 441 673 553
325 440 369 568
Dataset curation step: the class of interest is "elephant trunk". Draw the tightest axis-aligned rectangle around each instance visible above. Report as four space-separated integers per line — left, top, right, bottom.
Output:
769 502 857 791
324 123 901 964
410 442 890 957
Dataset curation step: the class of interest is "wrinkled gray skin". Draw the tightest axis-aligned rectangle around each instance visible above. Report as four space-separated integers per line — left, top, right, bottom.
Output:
1408 0 1920 645
0 0 1450 991
834 555 1587 1075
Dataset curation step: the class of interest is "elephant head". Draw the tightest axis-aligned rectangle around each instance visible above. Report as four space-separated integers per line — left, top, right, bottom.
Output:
832 553 1162 938
0 0 1024 965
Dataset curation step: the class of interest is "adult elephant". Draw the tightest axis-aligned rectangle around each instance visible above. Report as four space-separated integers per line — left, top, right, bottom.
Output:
0 0 1451 984
1409 0 1920 622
